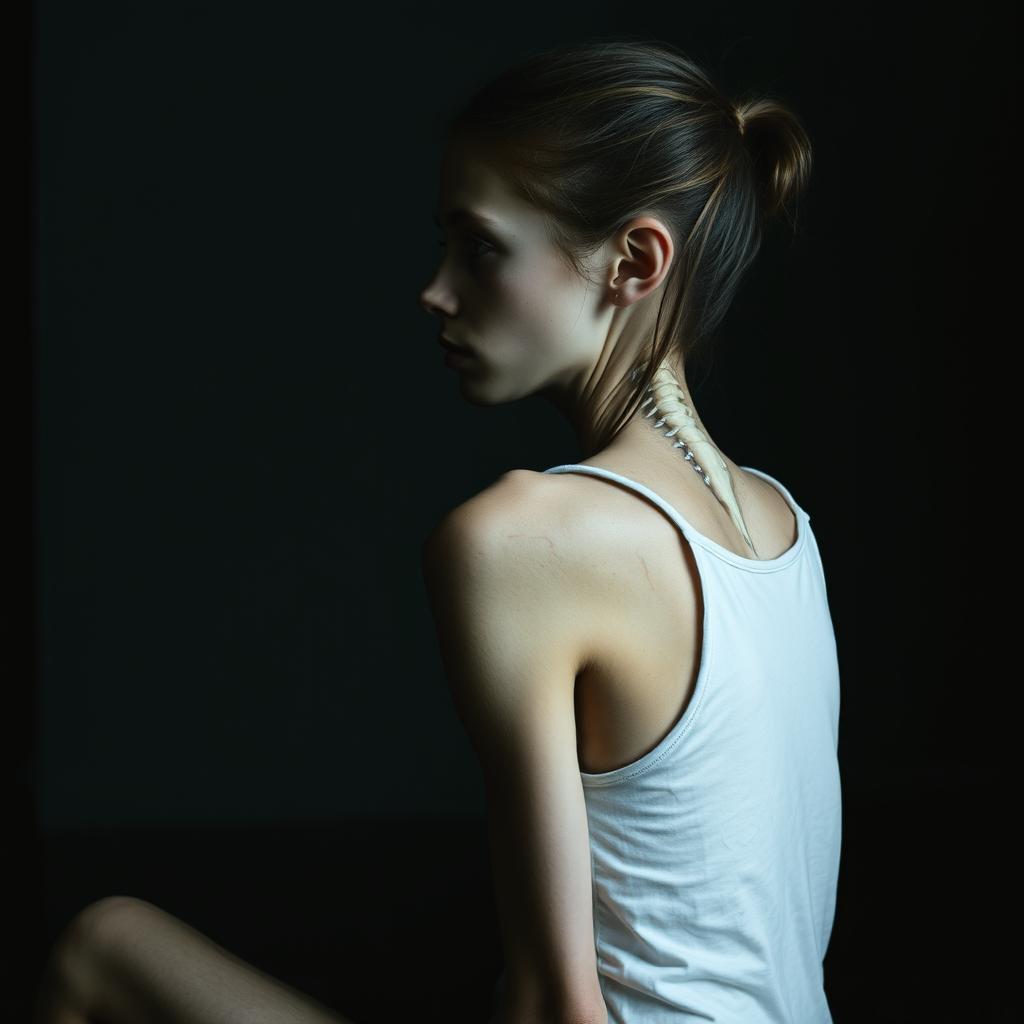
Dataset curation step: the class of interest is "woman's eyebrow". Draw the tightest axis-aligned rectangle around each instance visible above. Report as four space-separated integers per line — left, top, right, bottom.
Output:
433 208 502 230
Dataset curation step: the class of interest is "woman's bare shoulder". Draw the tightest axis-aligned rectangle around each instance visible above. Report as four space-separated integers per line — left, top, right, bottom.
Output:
423 469 541 545
422 467 621 585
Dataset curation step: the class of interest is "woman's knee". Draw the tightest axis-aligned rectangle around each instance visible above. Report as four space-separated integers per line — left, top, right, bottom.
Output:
45 897 143 1002
61 895 141 945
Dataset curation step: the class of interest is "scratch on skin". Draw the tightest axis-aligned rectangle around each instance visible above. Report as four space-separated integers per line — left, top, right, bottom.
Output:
505 533 558 551
637 552 657 592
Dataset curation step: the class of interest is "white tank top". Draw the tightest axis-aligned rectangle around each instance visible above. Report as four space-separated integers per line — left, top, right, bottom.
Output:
492 463 842 1024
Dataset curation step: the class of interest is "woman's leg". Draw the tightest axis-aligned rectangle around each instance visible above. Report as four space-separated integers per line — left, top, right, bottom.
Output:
34 895 357 1024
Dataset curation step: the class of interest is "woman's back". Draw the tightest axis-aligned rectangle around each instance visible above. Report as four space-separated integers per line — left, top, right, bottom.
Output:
534 456 805 778
501 458 842 1023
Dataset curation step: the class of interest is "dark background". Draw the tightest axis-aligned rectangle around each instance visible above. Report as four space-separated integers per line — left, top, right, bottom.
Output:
18 0 1003 1020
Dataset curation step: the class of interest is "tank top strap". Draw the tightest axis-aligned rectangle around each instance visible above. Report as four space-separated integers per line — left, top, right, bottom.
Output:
543 463 703 547
542 463 809 571
738 465 812 523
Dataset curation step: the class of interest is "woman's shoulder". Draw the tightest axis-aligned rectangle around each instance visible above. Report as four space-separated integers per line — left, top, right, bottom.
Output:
420 470 614 659
424 468 575 559
423 467 634 592
421 467 698 689
430 467 630 542
422 466 661 603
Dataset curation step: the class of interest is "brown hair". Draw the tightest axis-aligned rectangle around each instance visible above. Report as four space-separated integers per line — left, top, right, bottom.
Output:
440 36 813 450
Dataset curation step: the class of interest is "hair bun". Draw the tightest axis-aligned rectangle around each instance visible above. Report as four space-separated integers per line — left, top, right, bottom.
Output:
731 97 813 230
733 102 749 138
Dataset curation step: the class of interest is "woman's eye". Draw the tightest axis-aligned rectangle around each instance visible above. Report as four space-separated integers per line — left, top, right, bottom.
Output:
438 236 495 260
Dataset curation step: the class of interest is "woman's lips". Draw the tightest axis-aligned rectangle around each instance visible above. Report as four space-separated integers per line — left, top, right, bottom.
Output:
443 347 474 368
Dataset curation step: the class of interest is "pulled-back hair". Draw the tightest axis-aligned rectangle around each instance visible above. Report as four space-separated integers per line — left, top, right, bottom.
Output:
441 36 813 449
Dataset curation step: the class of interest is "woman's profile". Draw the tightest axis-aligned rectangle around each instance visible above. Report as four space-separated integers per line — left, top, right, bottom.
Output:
34 36 840 1024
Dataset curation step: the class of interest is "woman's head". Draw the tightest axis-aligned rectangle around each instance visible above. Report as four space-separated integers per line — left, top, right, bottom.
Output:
419 37 812 453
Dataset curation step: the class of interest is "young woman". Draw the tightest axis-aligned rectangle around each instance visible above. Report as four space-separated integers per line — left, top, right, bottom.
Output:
34 37 841 1024
420 37 840 1024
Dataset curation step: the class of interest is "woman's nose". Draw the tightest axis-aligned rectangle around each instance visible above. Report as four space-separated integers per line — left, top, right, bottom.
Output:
420 285 450 318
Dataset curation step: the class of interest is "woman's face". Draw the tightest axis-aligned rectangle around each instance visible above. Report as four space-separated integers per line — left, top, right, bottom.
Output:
419 139 610 404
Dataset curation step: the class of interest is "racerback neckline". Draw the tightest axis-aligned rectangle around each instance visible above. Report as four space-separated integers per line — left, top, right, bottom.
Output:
542 463 810 573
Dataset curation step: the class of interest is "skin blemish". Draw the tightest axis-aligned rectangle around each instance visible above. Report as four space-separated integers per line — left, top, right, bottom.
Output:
637 553 657 593
505 533 558 551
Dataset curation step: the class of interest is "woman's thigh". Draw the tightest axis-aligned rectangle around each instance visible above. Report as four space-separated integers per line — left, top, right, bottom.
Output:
53 895 354 1024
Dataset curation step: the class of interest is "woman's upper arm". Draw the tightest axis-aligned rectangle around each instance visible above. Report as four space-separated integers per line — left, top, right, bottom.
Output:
422 482 607 1024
